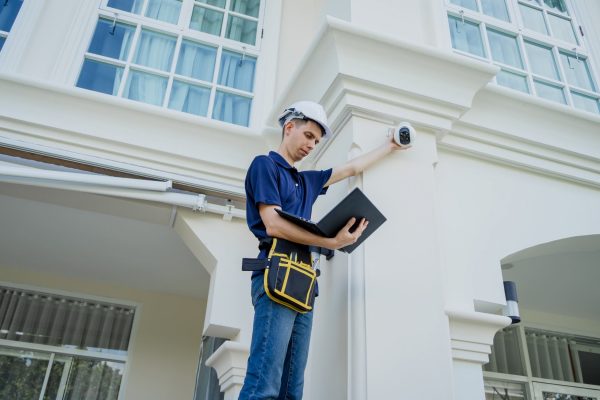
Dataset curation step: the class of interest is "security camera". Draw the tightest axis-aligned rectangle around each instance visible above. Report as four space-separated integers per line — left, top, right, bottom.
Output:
390 122 415 146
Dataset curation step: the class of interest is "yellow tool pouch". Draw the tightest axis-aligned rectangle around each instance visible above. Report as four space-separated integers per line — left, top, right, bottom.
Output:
264 238 317 313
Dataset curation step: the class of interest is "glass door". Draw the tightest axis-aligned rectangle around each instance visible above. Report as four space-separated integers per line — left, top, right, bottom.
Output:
533 382 600 400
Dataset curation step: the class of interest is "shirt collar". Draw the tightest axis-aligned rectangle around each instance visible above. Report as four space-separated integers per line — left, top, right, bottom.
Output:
268 151 296 170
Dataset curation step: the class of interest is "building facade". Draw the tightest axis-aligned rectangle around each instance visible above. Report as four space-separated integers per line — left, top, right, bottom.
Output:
1 0 599 399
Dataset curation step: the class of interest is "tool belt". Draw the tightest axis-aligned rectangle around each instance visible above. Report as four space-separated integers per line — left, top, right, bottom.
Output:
242 238 319 313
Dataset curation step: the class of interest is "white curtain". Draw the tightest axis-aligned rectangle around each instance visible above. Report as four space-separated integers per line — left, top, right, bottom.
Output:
218 51 255 91
230 0 260 18
0 287 134 353
213 91 251 125
526 331 575 382
226 16 256 45
145 0 182 24
176 41 216 81
134 30 175 71
169 81 210 116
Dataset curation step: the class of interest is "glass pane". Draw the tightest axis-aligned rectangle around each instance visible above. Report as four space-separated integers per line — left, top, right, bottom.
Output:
124 70 168 105
213 91 252 126
448 15 485 58
535 80 566 104
579 349 600 385
0 0 23 32
572 92 600 114
497 70 529 93
519 4 548 35
63 358 124 400
484 380 527 400
0 36 5 51
543 0 567 14
226 15 257 45
43 359 66 400
548 14 576 43
525 41 559 80
198 0 226 8
488 29 523 68
107 0 144 14
190 6 224 36
145 0 182 25
218 50 256 92
449 0 478 12
88 18 135 61
230 0 260 18
77 59 124 95
481 0 510 21
484 327 525 375
0 349 49 400
134 29 176 71
560 53 595 91
176 40 217 82
169 81 210 116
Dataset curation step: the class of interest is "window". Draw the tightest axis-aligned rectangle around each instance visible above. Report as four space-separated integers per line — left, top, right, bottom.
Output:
193 336 226 400
446 0 600 114
0 0 24 52
0 286 135 400
76 0 263 127
483 326 600 400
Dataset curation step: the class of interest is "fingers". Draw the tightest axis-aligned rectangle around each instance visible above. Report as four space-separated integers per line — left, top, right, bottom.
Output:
344 217 357 230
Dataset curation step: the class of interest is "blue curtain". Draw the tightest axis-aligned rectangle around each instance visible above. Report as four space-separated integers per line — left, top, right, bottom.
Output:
107 0 144 14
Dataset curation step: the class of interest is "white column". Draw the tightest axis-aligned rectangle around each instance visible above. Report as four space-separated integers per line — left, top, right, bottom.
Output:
446 309 511 400
205 341 250 400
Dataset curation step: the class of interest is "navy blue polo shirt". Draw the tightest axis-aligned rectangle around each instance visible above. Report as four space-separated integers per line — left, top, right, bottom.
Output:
245 151 332 259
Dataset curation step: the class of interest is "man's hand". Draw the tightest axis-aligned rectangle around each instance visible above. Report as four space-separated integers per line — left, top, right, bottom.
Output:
331 217 369 250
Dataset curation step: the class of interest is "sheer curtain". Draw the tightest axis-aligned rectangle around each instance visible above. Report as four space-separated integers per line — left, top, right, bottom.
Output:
169 81 210 116
145 0 182 24
126 30 176 104
176 41 216 81
0 287 134 354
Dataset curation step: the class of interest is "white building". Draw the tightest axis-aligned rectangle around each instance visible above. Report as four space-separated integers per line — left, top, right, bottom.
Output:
1 0 599 399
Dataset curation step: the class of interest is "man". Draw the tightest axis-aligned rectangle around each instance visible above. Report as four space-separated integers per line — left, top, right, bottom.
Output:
240 101 409 400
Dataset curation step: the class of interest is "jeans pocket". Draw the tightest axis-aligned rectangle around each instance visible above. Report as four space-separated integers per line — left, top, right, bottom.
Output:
251 274 265 307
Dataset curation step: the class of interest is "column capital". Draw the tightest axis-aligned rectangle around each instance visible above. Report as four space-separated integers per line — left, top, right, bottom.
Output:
446 308 511 364
205 341 249 397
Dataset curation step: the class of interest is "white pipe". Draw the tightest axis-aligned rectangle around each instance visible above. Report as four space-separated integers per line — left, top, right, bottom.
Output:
0 165 171 192
0 176 245 219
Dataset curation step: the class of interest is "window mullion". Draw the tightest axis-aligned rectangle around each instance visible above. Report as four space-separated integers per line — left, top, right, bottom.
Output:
207 45 224 119
480 22 492 62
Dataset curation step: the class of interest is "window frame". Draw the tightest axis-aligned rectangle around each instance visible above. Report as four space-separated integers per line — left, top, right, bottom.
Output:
75 0 265 126
446 0 600 114
0 0 25 52
483 324 600 400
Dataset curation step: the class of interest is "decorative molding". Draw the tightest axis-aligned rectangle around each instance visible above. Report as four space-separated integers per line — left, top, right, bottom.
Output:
446 308 511 364
439 85 600 189
205 341 249 397
50 0 100 84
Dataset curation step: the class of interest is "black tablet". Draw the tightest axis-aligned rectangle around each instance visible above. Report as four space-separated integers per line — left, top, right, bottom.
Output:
275 188 386 253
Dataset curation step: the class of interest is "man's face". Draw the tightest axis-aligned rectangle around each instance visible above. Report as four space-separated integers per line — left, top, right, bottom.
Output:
283 120 323 162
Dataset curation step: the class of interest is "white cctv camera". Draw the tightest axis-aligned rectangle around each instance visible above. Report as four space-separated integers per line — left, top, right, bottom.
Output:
389 122 415 146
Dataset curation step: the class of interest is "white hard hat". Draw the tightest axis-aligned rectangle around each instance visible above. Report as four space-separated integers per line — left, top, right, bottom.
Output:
277 101 332 137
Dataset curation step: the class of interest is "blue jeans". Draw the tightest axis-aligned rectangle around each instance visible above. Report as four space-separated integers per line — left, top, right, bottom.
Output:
238 274 314 400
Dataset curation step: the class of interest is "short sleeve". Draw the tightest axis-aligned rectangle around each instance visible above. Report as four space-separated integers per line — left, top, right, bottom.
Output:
246 156 282 207
301 168 333 204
